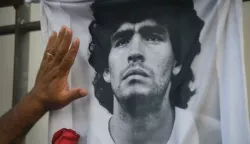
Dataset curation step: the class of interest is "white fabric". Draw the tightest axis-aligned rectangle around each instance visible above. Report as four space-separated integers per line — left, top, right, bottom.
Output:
39 0 250 143
25 0 40 3
89 107 221 144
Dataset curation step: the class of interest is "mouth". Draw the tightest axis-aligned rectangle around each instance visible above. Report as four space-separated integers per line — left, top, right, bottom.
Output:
123 69 149 80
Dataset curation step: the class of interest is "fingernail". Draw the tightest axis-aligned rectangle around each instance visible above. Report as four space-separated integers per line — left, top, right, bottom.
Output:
51 31 57 36
62 25 67 29
74 38 80 45
68 28 72 35
65 28 69 35
60 26 67 33
80 89 88 96
60 26 65 32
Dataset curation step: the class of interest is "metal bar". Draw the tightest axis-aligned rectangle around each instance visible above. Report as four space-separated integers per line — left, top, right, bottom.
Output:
0 21 40 36
12 4 30 107
0 25 15 36
22 21 41 32
0 0 24 8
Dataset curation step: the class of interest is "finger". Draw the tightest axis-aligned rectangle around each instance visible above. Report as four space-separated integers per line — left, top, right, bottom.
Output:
37 31 57 81
59 37 80 72
36 27 67 84
45 31 57 53
42 27 67 70
53 28 73 65
42 32 57 62
80 88 88 96
67 88 88 102
49 26 67 56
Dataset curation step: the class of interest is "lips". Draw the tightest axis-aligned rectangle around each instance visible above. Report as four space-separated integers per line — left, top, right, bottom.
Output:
123 68 149 80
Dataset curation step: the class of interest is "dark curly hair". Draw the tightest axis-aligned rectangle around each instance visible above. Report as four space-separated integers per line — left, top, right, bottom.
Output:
88 0 204 114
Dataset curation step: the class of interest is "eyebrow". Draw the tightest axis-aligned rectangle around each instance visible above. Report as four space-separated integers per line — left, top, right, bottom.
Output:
111 29 134 43
138 25 168 39
111 24 169 43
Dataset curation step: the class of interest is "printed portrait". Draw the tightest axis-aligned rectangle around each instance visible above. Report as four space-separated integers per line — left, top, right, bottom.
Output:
87 0 221 143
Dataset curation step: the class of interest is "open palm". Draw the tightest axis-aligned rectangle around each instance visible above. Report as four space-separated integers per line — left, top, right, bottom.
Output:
31 26 88 111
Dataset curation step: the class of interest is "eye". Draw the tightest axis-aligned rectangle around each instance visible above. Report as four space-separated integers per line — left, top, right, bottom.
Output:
144 34 164 42
115 38 131 47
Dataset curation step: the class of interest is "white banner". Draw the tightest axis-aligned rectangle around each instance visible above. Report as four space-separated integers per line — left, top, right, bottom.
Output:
40 0 250 143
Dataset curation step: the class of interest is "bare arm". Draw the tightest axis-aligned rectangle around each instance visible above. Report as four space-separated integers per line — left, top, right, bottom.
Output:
0 26 88 144
0 92 46 143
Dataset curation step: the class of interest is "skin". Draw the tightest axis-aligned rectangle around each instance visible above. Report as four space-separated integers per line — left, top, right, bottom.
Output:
104 20 175 144
0 26 88 144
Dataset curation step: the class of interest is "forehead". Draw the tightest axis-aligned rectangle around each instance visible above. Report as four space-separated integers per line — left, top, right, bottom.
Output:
115 19 157 33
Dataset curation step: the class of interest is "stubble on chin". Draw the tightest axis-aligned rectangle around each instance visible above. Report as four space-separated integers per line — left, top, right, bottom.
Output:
114 83 169 118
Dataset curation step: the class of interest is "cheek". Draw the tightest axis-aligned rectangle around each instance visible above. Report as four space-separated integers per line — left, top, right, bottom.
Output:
108 49 128 81
147 43 174 76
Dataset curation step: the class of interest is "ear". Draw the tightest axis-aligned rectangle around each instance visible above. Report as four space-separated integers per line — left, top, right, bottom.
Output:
103 69 111 83
173 64 182 76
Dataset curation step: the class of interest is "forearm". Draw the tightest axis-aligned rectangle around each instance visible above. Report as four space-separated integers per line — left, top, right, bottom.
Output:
0 92 47 144
0 26 86 144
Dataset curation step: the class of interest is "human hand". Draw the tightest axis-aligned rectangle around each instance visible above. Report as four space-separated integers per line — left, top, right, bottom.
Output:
30 26 88 111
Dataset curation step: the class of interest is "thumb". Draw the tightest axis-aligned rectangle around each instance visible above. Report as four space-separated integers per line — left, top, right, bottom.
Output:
67 88 88 102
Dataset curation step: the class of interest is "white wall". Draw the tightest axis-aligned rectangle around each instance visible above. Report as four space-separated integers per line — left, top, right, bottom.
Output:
0 6 15 117
243 2 250 120
0 34 14 116
0 2 249 144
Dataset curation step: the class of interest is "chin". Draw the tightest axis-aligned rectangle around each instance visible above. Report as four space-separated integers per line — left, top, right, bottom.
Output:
119 85 152 99
116 86 164 117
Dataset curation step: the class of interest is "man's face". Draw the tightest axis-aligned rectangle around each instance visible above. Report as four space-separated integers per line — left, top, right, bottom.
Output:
103 19 175 106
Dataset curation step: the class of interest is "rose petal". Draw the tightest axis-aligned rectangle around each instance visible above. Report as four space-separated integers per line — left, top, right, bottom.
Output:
52 128 66 144
52 128 80 144
63 129 80 140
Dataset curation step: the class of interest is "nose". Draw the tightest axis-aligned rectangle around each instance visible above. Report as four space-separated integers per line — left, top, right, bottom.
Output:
127 35 145 63
128 53 145 63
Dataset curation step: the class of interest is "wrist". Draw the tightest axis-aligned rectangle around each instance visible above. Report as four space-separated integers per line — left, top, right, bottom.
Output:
27 89 48 114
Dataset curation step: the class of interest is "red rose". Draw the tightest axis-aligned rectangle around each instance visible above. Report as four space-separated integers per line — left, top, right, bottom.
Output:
52 128 80 144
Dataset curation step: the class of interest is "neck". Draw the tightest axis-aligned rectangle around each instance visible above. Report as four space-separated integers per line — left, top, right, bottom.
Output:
109 86 174 144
